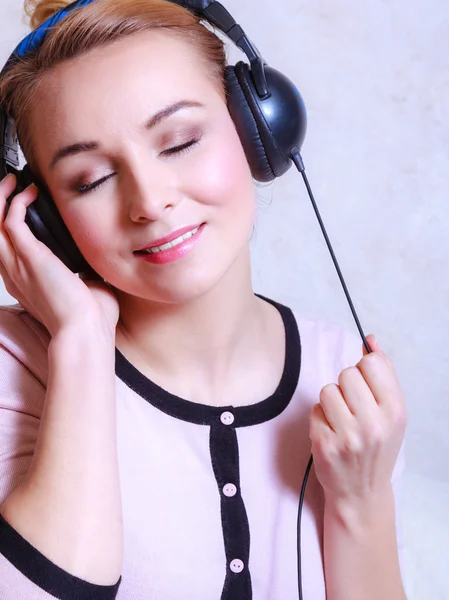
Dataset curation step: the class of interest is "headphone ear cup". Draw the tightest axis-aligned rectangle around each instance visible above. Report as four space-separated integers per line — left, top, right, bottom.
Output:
226 62 307 182
12 165 90 274
225 65 276 183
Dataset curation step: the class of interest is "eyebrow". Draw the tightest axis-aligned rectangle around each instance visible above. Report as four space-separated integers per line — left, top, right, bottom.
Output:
49 100 205 170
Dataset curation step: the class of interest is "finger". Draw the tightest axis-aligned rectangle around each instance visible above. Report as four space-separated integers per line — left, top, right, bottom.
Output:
0 173 18 208
0 174 19 267
363 333 380 357
357 349 403 411
0 218 15 265
3 184 43 258
319 383 354 434
309 402 334 442
338 365 379 412
336 366 381 436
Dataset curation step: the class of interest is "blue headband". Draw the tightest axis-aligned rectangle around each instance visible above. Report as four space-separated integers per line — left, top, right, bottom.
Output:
14 0 93 58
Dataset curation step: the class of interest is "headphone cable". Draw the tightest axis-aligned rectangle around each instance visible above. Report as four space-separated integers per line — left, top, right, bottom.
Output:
297 454 313 600
290 148 372 599
291 148 371 354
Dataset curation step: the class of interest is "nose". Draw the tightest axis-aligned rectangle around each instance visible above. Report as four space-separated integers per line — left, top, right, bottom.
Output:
126 160 180 223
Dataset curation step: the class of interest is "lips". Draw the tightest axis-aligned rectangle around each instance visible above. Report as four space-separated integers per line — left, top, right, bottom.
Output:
134 223 205 265
135 224 204 253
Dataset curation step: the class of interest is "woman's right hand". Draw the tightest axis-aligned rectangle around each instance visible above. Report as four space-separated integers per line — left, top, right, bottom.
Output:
0 173 120 339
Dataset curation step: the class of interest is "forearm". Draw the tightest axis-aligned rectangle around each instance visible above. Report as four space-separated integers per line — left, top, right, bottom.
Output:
323 486 406 600
0 327 122 585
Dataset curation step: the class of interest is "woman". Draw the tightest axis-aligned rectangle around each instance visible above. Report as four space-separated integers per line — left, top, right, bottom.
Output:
0 1 407 599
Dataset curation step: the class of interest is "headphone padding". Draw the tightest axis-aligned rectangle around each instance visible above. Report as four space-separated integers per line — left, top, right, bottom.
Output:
225 65 276 183
17 166 90 273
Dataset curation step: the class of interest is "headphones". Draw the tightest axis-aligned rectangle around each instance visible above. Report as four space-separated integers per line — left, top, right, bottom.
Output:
0 0 307 274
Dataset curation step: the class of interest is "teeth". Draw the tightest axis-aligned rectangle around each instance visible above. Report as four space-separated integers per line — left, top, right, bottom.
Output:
141 226 200 254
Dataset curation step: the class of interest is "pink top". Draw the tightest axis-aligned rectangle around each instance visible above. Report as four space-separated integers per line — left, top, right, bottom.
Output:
0 295 405 599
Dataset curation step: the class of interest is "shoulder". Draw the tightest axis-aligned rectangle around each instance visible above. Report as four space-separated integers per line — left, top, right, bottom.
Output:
261 295 364 374
290 308 364 374
0 303 50 388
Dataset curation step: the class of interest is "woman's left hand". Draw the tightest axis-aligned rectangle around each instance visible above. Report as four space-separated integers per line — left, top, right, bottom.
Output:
309 334 407 504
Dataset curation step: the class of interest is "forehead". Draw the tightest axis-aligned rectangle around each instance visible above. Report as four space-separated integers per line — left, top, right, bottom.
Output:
30 30 219 150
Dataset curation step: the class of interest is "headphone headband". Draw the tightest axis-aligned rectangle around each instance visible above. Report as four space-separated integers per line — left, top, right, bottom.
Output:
2 0 268 96
0 0 271 173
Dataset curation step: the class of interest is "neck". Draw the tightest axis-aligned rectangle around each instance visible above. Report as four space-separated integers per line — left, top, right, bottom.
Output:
114 250 268 391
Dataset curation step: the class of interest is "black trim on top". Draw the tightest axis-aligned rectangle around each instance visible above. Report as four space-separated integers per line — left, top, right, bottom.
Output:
0 513 121 600
115 294 301 427
209 424 252 599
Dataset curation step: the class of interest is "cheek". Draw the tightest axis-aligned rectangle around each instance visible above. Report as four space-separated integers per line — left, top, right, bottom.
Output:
192 125 255 211
58 202 115 261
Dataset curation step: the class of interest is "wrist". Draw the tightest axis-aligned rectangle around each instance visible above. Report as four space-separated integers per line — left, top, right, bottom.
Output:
49 323 116 364
323 485 405 600
324 485 395 531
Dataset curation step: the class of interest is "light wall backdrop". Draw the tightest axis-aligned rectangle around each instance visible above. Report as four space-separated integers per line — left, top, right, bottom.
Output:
0 1 447 598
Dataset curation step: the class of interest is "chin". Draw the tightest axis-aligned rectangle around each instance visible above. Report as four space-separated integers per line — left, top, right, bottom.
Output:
150 274 219 305
91 226 251 306
108 259 230 307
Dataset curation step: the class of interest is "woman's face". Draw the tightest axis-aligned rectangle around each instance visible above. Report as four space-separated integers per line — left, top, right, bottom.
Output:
29 30 256 304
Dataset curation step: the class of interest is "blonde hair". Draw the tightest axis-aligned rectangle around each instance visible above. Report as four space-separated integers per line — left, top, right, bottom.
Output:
1 0 227 170
25 0 71 30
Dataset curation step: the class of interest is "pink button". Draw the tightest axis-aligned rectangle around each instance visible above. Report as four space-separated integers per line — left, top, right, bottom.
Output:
220 411 234 425
223 483 237 497
230 559 244 573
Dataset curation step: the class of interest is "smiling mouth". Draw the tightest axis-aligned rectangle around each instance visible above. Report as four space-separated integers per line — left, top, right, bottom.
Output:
136 225 201 254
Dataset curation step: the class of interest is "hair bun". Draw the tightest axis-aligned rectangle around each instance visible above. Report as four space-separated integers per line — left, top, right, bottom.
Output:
24 0 72 30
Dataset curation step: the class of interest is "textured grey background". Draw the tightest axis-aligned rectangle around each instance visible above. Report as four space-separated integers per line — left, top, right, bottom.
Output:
0 1 448 597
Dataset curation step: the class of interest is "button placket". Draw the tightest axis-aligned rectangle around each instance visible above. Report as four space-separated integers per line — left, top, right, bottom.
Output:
210 416 251 595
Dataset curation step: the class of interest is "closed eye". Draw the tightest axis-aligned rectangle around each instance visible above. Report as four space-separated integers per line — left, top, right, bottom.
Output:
76 137 201 195
77 173 115 195
161 137 201 156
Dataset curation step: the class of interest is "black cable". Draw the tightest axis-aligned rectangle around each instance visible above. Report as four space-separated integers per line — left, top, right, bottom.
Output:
296 454 313 600
290 147 373 599
290 147 371 355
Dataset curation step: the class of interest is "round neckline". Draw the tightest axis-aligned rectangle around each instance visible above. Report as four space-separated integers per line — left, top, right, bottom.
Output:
114 294 301 427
